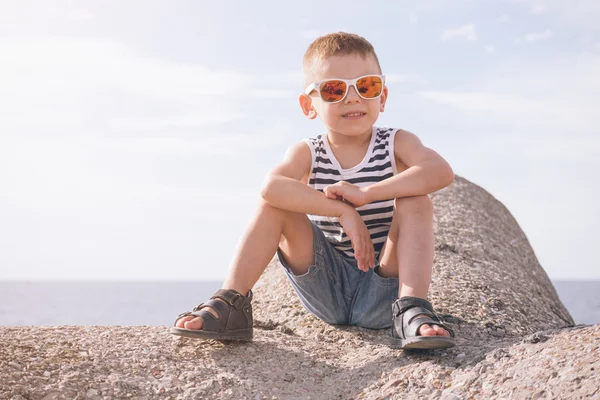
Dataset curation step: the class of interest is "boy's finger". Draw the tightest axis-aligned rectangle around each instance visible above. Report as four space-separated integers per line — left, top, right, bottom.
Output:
354 245 366 271
370 246 375 268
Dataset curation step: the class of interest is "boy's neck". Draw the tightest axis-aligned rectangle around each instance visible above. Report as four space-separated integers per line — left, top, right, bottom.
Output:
326 127 373 147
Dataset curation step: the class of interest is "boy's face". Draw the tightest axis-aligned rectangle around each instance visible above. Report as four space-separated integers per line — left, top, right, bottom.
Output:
300 53 388 138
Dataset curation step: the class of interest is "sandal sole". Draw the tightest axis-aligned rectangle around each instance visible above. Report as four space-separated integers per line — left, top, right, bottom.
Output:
169 327 253 341
389 337 456 350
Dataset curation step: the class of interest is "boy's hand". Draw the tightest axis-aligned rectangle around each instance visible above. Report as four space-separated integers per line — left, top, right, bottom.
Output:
324 182 369 208
339 209 375 272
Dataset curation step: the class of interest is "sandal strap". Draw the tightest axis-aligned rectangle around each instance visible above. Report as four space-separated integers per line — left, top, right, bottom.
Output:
393 296 434 316
392 296 455 339
211 289 253 310
190 299 232 332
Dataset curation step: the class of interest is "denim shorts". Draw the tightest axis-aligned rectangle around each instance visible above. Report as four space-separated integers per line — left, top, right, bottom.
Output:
276 221 399 330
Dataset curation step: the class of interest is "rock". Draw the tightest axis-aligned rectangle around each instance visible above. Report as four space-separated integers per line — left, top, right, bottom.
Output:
1 176 595 399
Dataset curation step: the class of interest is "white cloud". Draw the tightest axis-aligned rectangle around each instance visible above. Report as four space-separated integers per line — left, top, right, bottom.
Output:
420 91 544 114
524 29 554 42
299 30 324 40
0 37 302 136
515 0 600 32
484 45 496 54
107 114 249 133
409 13 419 25
530 4 547 14
441 24 477 42
498 14 510 23
253 89 298 99
69 10 94 21
96 130 288 157
420 90 596 132
0 37 257 134
385 74 425 84
418 53 600 133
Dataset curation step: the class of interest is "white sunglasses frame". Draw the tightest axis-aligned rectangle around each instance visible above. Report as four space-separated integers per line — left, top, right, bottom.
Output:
304 74 386 103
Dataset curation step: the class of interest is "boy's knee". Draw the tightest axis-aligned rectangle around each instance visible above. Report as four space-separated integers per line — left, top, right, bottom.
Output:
394 195 433 214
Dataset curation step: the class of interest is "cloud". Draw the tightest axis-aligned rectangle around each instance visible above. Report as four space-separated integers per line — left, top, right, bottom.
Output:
530 4 547 14
515 0 600 33
420 91 544 114
409 13 419 25
417 52 600 133
97 132 282 157
0 37 254 134
253 89 298 99
299 30 324 40
518 29 554 43
69 10 94 21
385 74 425 84
484 45 496 54
441 24 477 42
0 37 302 136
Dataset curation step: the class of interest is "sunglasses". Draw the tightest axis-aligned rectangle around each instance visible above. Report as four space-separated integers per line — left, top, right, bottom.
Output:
305 74 386 103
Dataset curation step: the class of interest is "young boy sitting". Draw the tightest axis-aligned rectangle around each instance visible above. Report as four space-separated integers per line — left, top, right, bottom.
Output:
171 32 456 349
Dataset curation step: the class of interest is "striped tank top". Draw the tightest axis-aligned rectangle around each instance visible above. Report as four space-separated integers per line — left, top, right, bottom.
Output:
304 126 400 258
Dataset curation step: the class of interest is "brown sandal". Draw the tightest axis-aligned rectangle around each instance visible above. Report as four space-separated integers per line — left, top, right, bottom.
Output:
169 289 253 341
390 296 456 349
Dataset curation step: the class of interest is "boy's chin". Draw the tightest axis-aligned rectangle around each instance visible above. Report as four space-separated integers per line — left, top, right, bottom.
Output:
334 120 374 135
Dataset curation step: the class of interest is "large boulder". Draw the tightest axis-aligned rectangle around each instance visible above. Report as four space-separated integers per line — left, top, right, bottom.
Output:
2 176 596 400
251 175 574 340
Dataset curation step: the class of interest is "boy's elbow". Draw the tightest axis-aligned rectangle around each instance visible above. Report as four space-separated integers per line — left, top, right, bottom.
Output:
434 161 454 189
260 175 274 201
442 163 454 186
261 174 281 202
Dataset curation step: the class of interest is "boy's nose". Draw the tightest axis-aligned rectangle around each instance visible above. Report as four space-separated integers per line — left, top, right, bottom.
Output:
344 86 361 103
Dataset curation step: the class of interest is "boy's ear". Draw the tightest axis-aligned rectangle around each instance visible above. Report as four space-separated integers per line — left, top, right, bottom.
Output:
379 86 389 112
299 94 318 120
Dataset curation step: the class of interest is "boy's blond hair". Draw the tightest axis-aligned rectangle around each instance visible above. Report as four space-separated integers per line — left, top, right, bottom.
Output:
302 32 382 87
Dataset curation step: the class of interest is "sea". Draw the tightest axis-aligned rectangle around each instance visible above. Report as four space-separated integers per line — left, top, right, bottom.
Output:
0 281 598 326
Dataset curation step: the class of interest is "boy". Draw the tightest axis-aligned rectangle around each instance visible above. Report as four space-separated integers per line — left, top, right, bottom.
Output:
171 32 456 349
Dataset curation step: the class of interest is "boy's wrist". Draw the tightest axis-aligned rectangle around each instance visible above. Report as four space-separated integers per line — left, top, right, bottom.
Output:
337 201 357 217
361 185 375 204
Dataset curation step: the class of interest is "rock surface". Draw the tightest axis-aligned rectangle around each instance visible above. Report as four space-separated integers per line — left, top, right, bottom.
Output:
1 176 597 399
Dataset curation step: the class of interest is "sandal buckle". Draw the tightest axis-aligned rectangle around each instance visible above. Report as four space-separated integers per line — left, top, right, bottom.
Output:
232 294 246 309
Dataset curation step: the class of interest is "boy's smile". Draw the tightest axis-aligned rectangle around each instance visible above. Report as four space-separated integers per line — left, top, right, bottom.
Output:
300 53 388 144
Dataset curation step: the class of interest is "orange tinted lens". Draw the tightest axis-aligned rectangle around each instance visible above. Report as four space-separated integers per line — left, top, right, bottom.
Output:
319 80 347 102
356 76 383 99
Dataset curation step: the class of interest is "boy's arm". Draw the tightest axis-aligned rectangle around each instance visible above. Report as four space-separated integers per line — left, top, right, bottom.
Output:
325 130 454 206
261 141 375 271
363 129 454 202
261 141 355 217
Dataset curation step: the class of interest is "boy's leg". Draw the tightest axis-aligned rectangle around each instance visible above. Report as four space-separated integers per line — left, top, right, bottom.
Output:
375 195 450 337
175 200 315 330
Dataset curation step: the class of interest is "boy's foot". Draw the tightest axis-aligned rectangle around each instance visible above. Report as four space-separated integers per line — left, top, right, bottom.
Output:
170 289 254 341
390 296 456 349
174 303 221 330
415 320 452 337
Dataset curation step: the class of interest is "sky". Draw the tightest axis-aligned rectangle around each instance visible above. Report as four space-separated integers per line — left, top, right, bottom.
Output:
0 0 598 281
